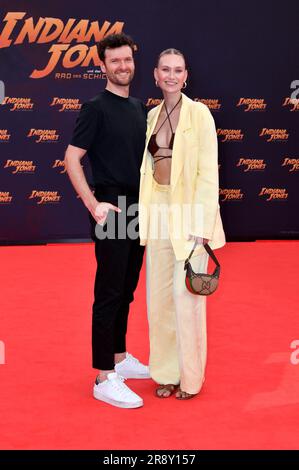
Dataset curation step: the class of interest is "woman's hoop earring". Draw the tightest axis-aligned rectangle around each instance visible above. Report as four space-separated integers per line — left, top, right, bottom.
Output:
183 81 187 89
155 80 159 87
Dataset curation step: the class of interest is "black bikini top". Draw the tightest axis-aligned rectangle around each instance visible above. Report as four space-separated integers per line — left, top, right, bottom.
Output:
148 96 182 163
148 132 175 156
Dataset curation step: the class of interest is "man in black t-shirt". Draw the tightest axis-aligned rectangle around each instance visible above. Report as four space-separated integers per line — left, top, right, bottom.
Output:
65 34 149 409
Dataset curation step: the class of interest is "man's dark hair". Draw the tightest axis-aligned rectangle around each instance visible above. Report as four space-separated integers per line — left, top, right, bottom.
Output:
97 33 135 62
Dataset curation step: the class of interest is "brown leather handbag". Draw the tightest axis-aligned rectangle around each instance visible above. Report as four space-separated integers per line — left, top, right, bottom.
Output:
184 242 221 295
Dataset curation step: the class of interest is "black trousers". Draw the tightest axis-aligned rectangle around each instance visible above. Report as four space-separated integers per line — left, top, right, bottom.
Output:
91 188 145 370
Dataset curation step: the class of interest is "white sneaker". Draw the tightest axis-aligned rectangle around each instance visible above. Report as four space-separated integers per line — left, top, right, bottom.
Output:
115 353 150 379
93 372 143 409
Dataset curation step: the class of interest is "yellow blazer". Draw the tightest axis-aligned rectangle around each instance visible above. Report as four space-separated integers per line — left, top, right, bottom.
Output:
139 93 225 260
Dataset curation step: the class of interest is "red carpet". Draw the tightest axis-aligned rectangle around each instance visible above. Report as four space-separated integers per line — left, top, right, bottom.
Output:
0 241 299 450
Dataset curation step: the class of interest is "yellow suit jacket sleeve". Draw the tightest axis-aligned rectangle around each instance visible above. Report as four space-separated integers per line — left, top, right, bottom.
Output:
191 104 219 240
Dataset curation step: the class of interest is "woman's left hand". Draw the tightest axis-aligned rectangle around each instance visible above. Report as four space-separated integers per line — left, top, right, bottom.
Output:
188 235 209 245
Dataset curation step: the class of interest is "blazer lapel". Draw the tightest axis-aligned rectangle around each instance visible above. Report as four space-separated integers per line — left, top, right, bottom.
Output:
140 101 164 175
140 102 161 175
145 101 164 149
171 93 192 192
142 93 192 189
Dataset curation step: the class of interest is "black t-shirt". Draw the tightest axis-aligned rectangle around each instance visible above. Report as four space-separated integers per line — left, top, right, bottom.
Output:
70 90 147 193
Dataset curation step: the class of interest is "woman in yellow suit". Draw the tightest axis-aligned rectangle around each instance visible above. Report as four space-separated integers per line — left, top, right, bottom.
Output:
139 49 225 399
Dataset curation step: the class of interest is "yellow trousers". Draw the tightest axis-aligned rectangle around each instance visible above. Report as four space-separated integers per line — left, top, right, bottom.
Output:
146 181 209 394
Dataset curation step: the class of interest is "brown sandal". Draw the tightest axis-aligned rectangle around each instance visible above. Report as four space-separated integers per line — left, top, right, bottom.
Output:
175 387 197 400
155 384 178 398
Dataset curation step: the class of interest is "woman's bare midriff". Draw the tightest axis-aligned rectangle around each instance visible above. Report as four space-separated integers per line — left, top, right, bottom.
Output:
153 152 172 185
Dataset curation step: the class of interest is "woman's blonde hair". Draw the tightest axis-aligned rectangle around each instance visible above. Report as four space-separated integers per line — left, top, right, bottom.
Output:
157 48 187 69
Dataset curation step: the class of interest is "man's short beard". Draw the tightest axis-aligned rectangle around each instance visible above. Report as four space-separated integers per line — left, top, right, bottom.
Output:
106 72 134 87
114 79 132 86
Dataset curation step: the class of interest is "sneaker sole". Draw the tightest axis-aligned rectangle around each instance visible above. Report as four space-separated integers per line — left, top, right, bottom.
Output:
117 373 151 379
93 390 143 409
114 369 151 379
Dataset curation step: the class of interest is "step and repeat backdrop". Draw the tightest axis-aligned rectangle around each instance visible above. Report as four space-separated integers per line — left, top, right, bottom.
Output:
0 0 298 243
